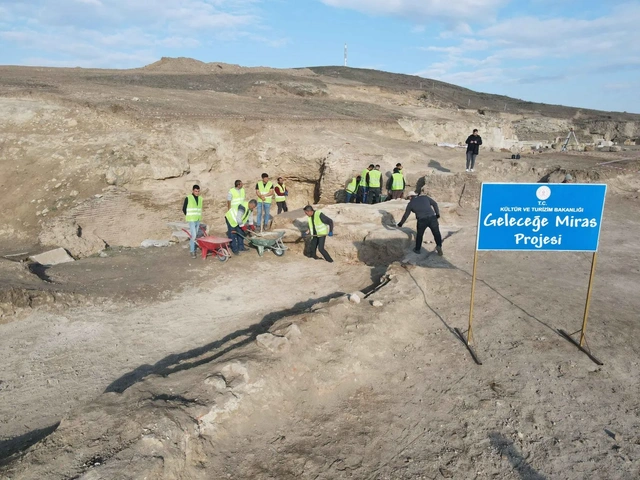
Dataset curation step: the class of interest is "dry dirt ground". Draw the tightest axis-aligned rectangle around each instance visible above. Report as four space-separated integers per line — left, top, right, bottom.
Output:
1 61 640 479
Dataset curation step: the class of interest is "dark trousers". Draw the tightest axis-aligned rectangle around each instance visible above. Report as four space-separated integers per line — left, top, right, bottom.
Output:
276 201 288 214
225 218 245 253
345 191 356 203
368 187 381 204
310 235 333 262
416 216 442 249
391 190 404 199
357 186 367 203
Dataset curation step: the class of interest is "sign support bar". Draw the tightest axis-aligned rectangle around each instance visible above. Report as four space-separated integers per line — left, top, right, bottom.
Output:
455 248 482 365
558 252 603 365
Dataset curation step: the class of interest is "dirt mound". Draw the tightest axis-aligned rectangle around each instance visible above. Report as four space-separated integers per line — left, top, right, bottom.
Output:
0 259 83 319
141 57 315 76
272 202 461 265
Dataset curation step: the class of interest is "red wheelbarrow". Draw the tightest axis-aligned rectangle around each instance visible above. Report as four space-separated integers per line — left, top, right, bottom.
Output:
182 226 233 262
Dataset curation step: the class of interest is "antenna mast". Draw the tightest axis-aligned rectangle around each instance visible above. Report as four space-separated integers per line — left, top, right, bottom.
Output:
344 44 348 67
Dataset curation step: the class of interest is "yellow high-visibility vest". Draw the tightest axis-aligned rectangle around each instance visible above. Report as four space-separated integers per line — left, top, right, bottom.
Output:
185 195 203 222
257 181 274 204
274 183 287 202
308 210 329 237
391 173 404 190
346 177 358 194
359 169 369 187
368 170 382 188
225 201 250 228
229 187 245 208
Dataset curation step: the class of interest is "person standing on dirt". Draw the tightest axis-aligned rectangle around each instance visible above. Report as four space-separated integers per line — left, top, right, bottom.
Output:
345 175 360 203
274 177 289 214
302 205 334 263
396 191 443 256
183 184 203 259
357 164 374 204
227 180 245 210
368 164 383 204
465 129 482 172
387 167 405 199
225 199 257 255
255 173 274 231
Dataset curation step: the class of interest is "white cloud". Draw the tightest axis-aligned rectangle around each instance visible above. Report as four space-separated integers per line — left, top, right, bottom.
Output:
320 0 508 23
0 0 286 68
416 2 640 87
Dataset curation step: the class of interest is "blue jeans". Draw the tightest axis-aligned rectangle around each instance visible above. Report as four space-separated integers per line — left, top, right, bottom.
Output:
225 219 245 253
345 192 355 203
189 221 200 253
256 202 271 228
357 186 368 204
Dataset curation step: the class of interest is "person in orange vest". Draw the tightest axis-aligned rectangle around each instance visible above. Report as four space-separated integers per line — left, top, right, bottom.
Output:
274 177 289 214
301 205 334 263
182 184 203 258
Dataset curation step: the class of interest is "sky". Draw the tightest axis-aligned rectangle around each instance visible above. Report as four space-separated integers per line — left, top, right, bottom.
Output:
1 0 639 113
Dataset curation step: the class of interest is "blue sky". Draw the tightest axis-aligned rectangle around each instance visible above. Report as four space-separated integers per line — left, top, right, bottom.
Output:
1 0 639 113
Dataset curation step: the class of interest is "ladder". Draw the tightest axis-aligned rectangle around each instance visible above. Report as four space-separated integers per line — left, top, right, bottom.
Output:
561 128 579 151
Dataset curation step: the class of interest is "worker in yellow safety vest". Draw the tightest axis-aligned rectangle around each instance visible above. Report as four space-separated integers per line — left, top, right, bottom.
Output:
357 164 374 203
227 180 245 210
302 205 334 263
182 184 203 258
255 173 274 231
225 199 257 254
387 167 406 199
367 164 383 204
345 175 360 203
274 177 289 214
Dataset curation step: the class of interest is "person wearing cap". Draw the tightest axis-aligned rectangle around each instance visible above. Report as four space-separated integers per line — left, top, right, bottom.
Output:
274 177 289 214
227 180 245 210
397 191 443 256
182 184 203 258
301 205 334 263
387 167 406 199
225 199 257 255
357 164 374 204
255 173 275 231
345 175 360 203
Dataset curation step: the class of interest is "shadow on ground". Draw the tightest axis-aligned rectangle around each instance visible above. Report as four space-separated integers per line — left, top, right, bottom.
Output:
489 432 547 479
0 422 60 464
104 292 345 394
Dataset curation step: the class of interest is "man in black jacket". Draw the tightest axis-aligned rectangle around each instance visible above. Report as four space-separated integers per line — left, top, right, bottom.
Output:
465 129 482 172
397 191 443 255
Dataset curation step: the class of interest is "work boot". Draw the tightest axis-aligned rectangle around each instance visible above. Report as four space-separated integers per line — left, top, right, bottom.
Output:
413 247 421 254
190 252 196 258
436 246 443 256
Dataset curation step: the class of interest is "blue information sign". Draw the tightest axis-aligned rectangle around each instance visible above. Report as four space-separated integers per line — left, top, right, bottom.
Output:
477 183 606 252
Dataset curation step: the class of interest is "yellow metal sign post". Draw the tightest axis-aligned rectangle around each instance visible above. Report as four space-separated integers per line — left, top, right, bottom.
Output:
456 183 607 366
454 248 482 365
558 252 603 365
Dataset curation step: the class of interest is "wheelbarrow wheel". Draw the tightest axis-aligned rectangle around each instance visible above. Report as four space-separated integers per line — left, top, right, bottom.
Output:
273 247 285 257
217 249 230 262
